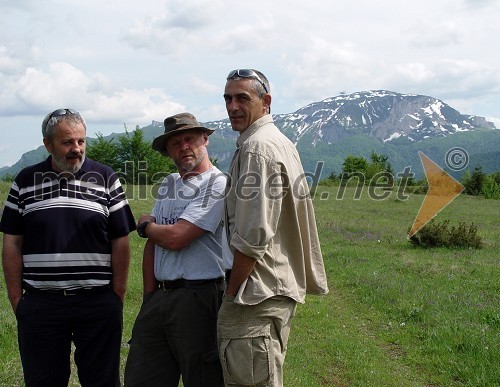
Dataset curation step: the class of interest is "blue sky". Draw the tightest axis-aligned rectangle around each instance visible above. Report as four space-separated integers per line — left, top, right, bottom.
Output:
1 0 499 167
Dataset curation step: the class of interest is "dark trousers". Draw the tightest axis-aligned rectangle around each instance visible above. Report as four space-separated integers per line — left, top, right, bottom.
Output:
16 288 123 387
124 281 223 387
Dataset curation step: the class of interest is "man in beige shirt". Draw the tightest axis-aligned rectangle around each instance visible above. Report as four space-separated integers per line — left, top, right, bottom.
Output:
218 69 329 387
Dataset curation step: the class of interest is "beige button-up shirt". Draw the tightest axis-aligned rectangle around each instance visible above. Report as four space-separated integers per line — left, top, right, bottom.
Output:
225 115 329 305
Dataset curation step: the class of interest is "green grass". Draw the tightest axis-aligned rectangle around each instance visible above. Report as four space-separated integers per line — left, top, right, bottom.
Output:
0 182 499 386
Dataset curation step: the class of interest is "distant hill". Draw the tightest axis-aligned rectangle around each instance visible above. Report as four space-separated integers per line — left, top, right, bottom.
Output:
1 90 498 180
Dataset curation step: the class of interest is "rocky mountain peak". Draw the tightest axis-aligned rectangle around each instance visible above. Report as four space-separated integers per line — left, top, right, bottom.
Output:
273 90 496 146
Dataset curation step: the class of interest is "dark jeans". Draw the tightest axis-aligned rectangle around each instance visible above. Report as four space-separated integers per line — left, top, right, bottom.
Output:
124 281 224 387
16 288 123 387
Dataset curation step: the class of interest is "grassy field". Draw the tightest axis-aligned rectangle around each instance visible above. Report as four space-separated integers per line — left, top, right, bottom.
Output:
0 182 498 386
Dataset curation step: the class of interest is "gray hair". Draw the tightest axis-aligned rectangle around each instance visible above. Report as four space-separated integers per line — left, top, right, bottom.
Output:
229 69 271 98
42 109 86 141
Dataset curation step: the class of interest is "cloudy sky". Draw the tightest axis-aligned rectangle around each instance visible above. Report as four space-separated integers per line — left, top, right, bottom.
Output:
1 0 499 167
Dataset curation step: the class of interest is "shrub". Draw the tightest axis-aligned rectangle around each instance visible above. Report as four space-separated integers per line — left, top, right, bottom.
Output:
481 174 500 199
0 173 16 182
406 184 428 195
461 165 486 196
318 172 340 187
409 219 482 249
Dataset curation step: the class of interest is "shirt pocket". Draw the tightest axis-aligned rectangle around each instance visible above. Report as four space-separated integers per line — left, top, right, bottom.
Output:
218 319 273 385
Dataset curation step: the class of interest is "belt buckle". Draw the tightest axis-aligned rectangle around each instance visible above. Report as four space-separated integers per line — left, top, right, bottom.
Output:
63 289 76 296
160 282 171 293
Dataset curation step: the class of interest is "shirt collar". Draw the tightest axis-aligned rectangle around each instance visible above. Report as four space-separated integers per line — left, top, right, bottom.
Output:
236 114 273 148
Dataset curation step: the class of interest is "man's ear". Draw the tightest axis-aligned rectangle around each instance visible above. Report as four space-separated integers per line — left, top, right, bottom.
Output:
263 93 272 114
43 137 53 154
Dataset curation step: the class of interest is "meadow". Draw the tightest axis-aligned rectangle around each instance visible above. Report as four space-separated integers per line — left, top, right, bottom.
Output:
0 181 498 386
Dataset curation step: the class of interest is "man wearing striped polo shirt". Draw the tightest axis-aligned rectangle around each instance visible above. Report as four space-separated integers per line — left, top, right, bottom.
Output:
0 108 136 386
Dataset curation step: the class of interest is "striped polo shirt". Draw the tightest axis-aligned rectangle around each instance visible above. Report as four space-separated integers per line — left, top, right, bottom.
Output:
0 156 136 291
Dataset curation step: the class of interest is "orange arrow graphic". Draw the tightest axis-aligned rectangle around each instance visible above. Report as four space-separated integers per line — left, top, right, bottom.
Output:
408 152 465 238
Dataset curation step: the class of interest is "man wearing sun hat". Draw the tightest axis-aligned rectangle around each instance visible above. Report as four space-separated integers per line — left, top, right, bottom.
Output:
125 112 225 387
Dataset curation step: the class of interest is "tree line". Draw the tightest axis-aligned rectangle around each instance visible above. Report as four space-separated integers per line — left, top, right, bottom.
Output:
320 151 500 199
1 131 499 199
86 126 176 185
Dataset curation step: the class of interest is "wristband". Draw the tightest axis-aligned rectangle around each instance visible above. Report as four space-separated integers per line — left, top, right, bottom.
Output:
137 221 152 238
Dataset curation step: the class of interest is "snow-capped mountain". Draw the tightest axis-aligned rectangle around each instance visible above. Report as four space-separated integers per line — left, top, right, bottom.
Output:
273 90 495 145
1 90 497 179
128 90 497 146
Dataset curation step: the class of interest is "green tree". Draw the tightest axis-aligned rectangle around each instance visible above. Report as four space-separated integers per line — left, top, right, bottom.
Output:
342 155 368 174
0 173 16 182
372 151 393 174
87 126 176 185
367 151 394 186
328 171 339 183
340 155 368 186
462 165 486 196
341 152 394 186
117 126 176 185
482 173 500 199
86 133 120 172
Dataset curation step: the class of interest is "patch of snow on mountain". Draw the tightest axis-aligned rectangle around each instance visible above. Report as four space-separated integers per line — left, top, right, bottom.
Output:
455 125 470 132
289 114 306 122
295 123 310 137
430 101 445 117
383 132 402 142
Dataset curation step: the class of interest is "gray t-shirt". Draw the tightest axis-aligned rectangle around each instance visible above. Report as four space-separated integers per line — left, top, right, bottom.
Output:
153 167 226 281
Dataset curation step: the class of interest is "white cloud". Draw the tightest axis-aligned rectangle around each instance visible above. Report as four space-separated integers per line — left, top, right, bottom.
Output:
283 37 373 107
395 63 435 84
486 116 500 128
194 104 227 124
188 77 219 95
0 62 185 126
462 0 500 9
0 0 499 167
123 5 275 57
87 88 185 124
407 20 462 48
0 46 23 73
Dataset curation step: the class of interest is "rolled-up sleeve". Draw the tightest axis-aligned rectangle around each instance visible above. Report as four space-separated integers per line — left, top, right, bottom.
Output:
231 151 283 260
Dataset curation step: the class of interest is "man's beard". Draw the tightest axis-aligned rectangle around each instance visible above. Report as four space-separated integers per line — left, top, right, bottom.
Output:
53 152 85 173
177 151 206 173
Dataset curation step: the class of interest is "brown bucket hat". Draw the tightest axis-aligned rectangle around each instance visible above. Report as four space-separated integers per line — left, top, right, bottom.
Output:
152 112 215 156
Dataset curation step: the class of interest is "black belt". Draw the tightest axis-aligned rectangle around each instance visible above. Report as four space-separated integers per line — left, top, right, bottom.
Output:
225 270 232 283
158 278 223 291
24 285 111 296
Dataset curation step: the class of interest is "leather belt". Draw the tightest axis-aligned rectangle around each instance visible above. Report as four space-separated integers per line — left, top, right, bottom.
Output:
24 285 111 296
158 278 223 291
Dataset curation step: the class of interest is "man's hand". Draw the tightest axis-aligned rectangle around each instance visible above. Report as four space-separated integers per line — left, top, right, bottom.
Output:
225 250 256 297
137 215 156 238
10 295 22 314
137 214 156 227
110 236 131 304
2 234 24 315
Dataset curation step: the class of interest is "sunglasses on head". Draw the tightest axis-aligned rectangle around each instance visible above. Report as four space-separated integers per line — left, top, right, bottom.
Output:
227 69 268 93
43 108 79 130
